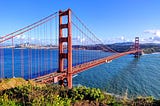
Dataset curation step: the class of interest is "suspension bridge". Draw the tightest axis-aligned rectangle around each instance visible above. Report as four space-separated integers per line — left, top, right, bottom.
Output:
0 9 142 88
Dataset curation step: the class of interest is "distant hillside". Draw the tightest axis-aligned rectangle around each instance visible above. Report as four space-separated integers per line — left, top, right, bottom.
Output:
73 43 160 54
108 43 160 53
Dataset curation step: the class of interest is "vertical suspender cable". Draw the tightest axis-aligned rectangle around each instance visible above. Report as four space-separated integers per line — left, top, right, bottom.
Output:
27 33 29 79
40 26 42 76
50 19 53 73
20 36 24 78
2 45 4 78
44 23 47 74
34 28 36 78
55 15 58 70
38 27 40 77
30 31 32 79
0 44 4 78
12 38 15 78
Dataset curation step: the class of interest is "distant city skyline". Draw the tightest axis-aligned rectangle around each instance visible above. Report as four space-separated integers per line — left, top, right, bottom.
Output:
0 0 160 44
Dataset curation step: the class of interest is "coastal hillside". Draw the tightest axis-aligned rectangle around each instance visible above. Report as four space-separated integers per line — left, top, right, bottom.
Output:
108 43 160 54
0 78 160 106
73 43 160 54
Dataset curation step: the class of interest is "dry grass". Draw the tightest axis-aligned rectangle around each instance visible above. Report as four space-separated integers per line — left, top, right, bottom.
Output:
0 78 45 91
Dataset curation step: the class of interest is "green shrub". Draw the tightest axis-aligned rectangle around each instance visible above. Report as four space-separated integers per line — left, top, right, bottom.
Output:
67 86 104 101
0 81 158 106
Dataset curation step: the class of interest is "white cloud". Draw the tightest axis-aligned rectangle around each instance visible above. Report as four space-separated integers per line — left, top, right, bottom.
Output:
120 36 124 40
144 29 160 37
104 36 130 44
15 34 26 40
73 36 86 43
31 37 35 40
143 29 160 43
80 38 85 43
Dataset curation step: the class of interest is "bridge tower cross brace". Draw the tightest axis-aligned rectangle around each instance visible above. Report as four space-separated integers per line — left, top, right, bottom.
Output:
58 9 72 89
134 37 140 57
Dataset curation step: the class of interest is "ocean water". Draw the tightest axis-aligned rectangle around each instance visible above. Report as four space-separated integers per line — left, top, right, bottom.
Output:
0 49 111 79
1 49 160 99
73 53 160 99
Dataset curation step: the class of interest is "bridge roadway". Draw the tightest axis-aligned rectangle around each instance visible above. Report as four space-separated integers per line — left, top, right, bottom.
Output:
32 50 141 84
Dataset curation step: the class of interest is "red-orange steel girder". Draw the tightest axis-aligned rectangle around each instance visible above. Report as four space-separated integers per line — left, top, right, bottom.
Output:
58 9 72 89
134 37 140 57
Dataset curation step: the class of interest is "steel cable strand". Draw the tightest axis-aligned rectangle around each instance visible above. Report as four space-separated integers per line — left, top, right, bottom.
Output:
71 21 118 55
0 12 59 43
71 11 117 53
0 12 58 39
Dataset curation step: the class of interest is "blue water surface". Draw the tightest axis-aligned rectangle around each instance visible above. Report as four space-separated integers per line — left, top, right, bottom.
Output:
1 49 160 99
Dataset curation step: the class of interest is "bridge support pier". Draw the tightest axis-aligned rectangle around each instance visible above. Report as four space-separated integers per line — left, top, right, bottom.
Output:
58 9 72 89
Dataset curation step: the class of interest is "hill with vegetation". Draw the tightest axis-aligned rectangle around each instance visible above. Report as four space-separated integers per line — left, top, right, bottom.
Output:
0 78 160 106
73 43 160 54
107 43 160 54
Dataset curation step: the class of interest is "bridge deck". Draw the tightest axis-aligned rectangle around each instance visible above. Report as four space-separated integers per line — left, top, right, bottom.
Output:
32 50 141 84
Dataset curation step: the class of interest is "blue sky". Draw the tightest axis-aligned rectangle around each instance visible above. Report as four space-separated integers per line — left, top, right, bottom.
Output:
1 0 160 43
